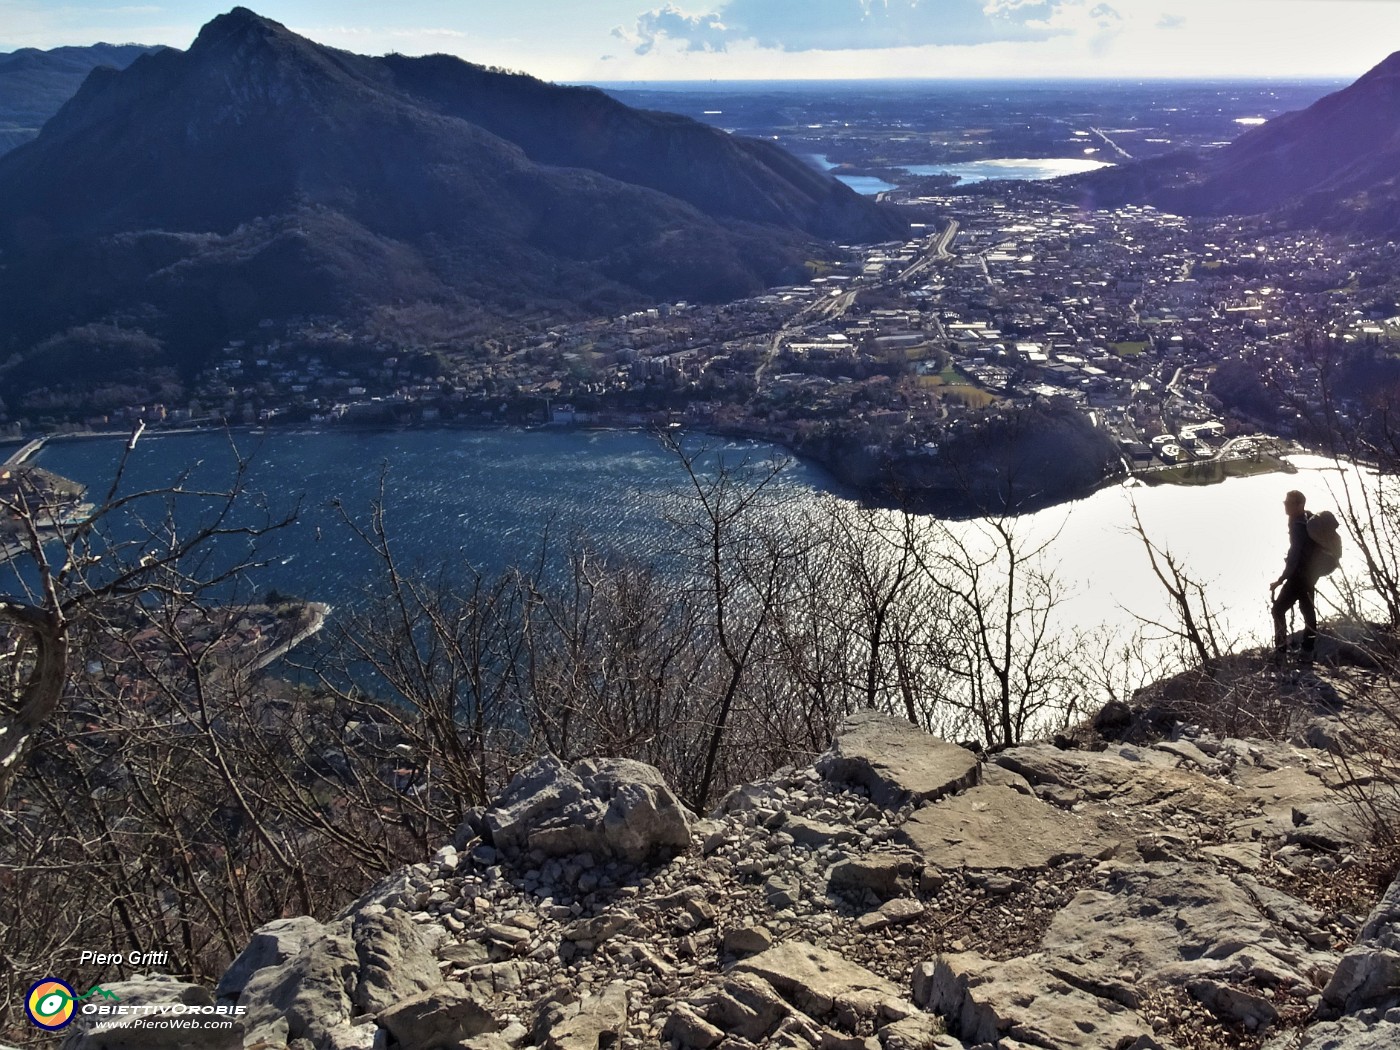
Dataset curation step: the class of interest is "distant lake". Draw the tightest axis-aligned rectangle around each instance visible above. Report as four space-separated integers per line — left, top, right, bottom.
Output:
21 429 1385 670
808 153 1111 195
836 174 898 195
901 157 1113 183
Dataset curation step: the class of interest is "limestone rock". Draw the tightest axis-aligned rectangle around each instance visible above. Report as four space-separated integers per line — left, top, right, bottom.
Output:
914 953 1161 1049
855 899 923 933
539 981 629 1050
735 941 903 1019
664 1003 726 1049
896 785 1118 871
1321 947 1400 1017
815 711 980 807
1270 1010 1400 1049
239 907 441 1049
59 977 236 1050
378 983 499 1048
484 755 692 863
351 905 442 1014
695 972 791 1040
1042 861 1336 996
827 855 922 901
875 1015 955 1050
724 925 776 957
992 743 1238 820
216 915 324 1001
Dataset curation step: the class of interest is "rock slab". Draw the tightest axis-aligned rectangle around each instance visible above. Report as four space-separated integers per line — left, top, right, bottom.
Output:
816 711 980 807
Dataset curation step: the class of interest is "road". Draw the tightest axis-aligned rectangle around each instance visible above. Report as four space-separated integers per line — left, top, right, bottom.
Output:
1089 126 1134 161
896 220 959 283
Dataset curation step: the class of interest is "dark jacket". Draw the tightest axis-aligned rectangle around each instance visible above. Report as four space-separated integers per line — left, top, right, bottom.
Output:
1282 513 1315 584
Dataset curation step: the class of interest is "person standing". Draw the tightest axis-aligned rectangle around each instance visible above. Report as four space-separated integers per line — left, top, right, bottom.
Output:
1270 489 1317 665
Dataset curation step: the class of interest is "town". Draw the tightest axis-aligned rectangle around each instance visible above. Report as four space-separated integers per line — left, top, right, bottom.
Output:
5 184 1397 507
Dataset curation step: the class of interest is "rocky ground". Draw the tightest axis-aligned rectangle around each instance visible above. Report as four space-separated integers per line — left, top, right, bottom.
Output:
54 661 1400 1050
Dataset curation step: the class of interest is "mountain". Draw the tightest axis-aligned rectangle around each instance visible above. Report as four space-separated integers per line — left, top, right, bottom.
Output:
0 8 904 396
0 43 159 155
1073 51 1400 236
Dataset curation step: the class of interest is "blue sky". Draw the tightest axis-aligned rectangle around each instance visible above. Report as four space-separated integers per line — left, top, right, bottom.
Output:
2 1 1397 81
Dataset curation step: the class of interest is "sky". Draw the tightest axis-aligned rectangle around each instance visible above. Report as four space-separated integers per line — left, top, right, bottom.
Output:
2 0 1398 82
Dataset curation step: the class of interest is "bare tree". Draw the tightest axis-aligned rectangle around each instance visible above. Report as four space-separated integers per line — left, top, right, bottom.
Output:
1 435 291 805
913 514 1080 748
1126 502 1230 676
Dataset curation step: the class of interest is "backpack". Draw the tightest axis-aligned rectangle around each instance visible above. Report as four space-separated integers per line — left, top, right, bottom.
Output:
1306 510 1343 577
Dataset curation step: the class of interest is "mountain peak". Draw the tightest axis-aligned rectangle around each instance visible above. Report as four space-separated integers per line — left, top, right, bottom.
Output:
190 7 296 55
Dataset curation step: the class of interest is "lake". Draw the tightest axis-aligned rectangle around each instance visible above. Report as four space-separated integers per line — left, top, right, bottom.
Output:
901 157 1113 183
21 428 1381 668
807 152 1112 195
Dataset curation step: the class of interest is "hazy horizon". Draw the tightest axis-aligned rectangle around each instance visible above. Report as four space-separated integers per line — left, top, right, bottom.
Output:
1 2 1395 84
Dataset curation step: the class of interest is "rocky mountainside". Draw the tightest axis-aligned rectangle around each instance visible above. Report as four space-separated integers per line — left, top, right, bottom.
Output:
57 674 1400 1050
0 43 157 155
0 8 903 393
1074 50 1400 238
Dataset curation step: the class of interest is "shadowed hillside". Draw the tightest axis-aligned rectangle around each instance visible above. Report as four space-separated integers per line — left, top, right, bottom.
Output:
1070 50 1400 237
0 42 158 155
0 8 904 395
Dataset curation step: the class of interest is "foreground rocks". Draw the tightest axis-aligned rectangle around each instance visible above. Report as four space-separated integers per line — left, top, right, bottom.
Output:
65 694 1400 1050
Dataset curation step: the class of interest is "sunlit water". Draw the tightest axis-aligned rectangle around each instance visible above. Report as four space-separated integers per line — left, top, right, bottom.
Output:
807 153 1113 194
22 431 1385 680
901 157 1113 183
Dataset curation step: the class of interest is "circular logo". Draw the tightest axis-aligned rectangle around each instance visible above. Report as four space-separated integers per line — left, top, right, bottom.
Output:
25 978 77 1030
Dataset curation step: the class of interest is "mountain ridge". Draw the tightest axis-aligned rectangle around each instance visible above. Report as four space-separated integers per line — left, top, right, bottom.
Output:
0 8 903 397
0 41 159 155
1070 48 1400 236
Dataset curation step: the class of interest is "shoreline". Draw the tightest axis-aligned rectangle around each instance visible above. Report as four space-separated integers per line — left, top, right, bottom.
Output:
15 416 1315 520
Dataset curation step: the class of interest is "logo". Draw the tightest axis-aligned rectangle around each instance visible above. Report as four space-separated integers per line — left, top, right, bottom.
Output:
25 979 76 1030
24 979 120 1030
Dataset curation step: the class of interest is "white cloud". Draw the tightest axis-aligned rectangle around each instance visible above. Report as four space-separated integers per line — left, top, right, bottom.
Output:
622 0 1070 55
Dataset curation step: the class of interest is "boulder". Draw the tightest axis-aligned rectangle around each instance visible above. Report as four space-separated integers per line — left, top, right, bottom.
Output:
895 785 1119 872
539 981 629 1050
816 711 980 807
58 977 238 1050
378 983 499 1048
914 953 1162 1049
239 906 441 1049
734 941 904 1019
827 854 922 901
484 755 692 863
216 915 324 1000
1321 947 1400 1018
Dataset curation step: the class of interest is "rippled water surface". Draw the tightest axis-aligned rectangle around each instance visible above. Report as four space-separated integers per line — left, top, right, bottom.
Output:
28 430 1385 661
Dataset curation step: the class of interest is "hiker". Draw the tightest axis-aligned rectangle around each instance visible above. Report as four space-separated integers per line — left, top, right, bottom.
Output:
1269 489 1317 665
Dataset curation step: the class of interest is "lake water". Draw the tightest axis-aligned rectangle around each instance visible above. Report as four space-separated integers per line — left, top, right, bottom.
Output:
22 429 1382 670
24 428 831 603
808 152 1112 195
836 174 898 195
901 157 1113 183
